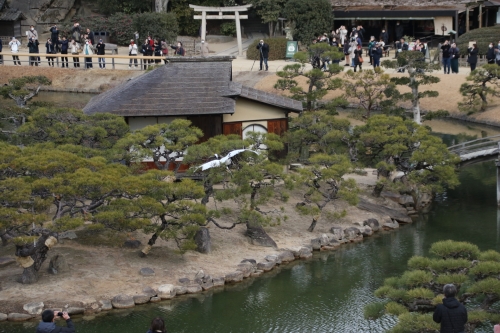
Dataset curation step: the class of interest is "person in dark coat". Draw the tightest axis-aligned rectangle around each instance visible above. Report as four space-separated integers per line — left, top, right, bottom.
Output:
256 39 270 71
441 40 451 74
353 44 363 72
395 21 404 41
171 41 185 56
86 28 95 45
36 310 75 333
96 38 106 69
45 38 56 67
433 284 467 333
372 42 382 68
343 41 351 66
50 25 59 53
60 36 69 68
146 317 167 333
0 38 2 65
28 38 39 66
468 43 479 71
450 42 460 74
142 39 153 69
487 42 496 64
379 29 388 45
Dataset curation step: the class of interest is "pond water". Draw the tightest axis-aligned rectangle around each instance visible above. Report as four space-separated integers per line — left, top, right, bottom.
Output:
2 111 500 333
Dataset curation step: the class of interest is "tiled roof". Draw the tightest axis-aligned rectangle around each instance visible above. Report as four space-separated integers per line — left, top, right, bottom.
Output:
83 57 303 116
0 8 26 21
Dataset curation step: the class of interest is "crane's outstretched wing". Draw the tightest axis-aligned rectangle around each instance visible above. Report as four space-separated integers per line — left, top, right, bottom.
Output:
219 149 260 164
199 160 222 171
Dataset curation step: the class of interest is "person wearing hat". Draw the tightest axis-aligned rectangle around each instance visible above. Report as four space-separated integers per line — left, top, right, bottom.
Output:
36 310 75 333
256 39 269 71
9 37 21 65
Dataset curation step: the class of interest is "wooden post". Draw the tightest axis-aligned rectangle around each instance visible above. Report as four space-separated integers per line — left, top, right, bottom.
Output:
497 142 500 206
466 6 470 32
201 11 207 41
235 10 242 56
479 4 483 28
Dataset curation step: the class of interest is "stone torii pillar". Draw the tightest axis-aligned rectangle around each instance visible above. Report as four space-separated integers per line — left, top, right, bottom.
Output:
190 4 252 56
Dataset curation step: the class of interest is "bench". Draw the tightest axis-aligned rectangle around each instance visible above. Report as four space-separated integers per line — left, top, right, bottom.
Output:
104 43 118 55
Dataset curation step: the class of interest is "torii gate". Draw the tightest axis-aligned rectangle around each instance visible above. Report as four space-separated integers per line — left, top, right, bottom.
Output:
189 4 252 56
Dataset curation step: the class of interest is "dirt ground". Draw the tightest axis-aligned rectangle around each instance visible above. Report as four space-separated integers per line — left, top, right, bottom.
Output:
0 171 407 314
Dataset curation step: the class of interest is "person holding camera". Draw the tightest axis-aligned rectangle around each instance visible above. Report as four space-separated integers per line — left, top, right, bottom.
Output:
256 39 269 71
36 310 75 333
28 37 40 66
50 25 59 53
46 38 56 67
72 23 81 43
441 40 451 74
9 37 21 66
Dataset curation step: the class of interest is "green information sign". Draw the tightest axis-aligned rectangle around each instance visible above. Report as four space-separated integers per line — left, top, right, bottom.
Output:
285 41 298 58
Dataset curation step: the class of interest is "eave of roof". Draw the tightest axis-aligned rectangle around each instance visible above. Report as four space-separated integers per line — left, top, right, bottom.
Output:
0 8 26 21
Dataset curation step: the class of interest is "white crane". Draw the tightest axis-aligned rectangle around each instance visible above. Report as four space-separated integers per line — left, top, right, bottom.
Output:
196 149 260 171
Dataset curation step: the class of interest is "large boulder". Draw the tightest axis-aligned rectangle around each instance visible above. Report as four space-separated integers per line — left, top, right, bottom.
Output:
158 284 176 299
383 221 400 230
23 302 44 315
320 234 330 246
142 287 157 297
357 198 412 223
225 271 244 283
186 284 202 294
8 313 32 321
174 286 187 295
245 223 277 248
344 227 362 241
0 313 7 321
361 226 373 237
363 218 380 232
66 307 84 315
99 300 112 311
311 238 321 251
201 281 214 291
278 251 295 263
330 227 344 240
257 261 275 272
194 227 211 253
48 255 69 275
212 277 225 287
399 194 415 207
237 262 255 278
111 295 135 309
133 295 150 305
265 254 281 265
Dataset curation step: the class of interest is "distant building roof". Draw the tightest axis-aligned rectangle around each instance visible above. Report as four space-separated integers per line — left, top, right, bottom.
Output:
83 56 303 117
0 8 26 21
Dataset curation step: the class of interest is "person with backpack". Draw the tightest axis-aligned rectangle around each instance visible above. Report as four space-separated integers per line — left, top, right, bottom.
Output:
433 284 467 333
171 41 185 56
36 310 75 333
146 317 167 333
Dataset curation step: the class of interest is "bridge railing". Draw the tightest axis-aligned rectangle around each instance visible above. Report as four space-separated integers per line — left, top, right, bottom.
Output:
0 52 169 70
448 134 500 155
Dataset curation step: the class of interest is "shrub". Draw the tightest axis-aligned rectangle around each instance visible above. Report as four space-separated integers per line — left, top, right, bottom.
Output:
220 22 236 36
428 258 471 273
435 273 469 285
389 313 440 333
468 310 500 324
364 302 385 320
407 256 431 270
385 302 408 316
429 240 480 260
457 26 500 56
133 12 179 44
468 278 500 297
406 288 435 300
374 285 393 298
470 261 500 278
246 38 288 61
387 288 409 302
283 0 332 44
383 277 402 288
400 270 433 288
479 250 500 262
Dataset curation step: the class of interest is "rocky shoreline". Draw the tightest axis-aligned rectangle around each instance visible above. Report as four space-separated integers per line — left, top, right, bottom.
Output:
0 188 419 324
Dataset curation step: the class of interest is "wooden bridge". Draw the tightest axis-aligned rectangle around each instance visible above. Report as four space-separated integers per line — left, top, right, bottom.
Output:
449 135 500 205
449 135 500 166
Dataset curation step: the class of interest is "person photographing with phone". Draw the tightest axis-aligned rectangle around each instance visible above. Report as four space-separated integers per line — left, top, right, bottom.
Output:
36 309 75 333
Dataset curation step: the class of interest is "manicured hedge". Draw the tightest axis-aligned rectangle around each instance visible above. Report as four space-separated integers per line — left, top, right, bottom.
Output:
457 26 500 56
246 38 288 60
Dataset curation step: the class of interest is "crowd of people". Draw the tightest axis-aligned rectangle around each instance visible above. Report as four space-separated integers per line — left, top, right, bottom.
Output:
0 24 187 69
310 24 428 72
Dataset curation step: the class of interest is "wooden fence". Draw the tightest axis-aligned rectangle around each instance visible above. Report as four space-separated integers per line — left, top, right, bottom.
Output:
0 52 173 70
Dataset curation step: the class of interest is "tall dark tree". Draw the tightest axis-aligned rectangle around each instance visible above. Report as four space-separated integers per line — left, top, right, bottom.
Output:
283 0 333 44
